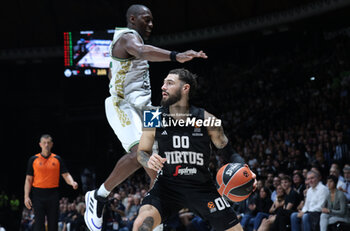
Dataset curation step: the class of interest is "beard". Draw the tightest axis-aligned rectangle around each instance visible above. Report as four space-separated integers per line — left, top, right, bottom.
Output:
161 88 182 107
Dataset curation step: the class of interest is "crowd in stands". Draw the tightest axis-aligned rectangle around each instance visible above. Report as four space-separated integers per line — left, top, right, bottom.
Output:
0 190 21 231
13 32 350 231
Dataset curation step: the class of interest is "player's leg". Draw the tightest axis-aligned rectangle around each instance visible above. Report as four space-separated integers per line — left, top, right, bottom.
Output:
103 144 157 190
103 98 157 190
132 205 162 231
85 98 156 231
103 144 142 190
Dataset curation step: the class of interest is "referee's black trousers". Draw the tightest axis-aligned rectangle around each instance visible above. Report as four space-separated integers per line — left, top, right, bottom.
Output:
32 187 59 231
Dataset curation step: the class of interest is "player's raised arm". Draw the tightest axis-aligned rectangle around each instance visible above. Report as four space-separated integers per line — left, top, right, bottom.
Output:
137 128 166 172
116 33 207 63
205 111 245 164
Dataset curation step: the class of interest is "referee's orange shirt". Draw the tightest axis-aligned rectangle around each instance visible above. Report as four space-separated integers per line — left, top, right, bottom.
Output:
26 153 68 188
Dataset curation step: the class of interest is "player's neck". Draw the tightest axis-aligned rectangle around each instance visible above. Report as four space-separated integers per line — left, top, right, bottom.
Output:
169 102 190 120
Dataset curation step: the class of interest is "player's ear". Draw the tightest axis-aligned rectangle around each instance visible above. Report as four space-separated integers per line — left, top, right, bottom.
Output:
183 83 190 91
129 15 136 25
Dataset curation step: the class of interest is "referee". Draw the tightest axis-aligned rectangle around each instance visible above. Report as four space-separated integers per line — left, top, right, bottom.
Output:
24 134 78 231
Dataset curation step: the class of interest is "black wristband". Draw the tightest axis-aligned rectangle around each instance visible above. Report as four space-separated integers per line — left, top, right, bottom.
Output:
170 51 178 62
219 142 245 164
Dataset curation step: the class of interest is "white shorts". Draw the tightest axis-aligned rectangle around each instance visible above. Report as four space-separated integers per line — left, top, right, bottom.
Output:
105 97 144 152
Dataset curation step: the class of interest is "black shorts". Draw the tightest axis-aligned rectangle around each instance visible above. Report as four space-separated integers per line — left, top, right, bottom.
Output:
142 178 239 230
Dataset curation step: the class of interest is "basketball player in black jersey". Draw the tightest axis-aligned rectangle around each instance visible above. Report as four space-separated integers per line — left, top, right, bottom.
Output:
133 68 256 231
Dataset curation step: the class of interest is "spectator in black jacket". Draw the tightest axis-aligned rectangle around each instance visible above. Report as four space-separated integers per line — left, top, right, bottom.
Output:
271 175 301 231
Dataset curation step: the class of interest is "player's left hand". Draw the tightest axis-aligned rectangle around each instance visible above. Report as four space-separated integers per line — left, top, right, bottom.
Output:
72 181 78 190
147 153 167 171
177 50 208 63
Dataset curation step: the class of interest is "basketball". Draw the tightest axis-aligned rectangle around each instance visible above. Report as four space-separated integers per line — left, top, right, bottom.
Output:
216 163 254 202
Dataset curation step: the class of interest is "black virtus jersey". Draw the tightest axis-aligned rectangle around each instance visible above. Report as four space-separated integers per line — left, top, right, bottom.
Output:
155 106 214 186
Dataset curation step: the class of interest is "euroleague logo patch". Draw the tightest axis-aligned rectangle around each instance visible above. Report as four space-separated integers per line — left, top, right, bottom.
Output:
207 197 231 213
207 202 215 209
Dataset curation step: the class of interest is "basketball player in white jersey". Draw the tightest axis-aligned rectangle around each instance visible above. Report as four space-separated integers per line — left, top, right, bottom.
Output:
84 4 207 231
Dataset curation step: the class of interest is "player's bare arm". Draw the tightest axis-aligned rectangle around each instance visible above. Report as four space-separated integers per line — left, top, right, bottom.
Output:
137 128 166 171
206 110 245 164
114 33 207 62
205 111 228 148
205 110 257 190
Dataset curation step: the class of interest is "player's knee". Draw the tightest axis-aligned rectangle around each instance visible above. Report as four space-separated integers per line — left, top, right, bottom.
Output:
132 216 143 231
126 150 140 164
133 215 156 231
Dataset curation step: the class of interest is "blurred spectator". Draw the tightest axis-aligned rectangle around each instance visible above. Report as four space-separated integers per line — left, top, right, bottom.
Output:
0 190 9 209
256 185 286 231
20 208 35 231
271 177 281 202
80 168 96 194
249 187 273 231
329 165 346 190
292 172 306 197
290 170 329 231
339 166 350 201
0 190 9 230
104 193 126 231
270 175 301 231
320 175 350 231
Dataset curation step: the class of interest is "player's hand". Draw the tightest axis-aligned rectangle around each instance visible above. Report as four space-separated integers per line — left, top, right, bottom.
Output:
147 153 167 171
24 196 32 210
322 208 330 214
176 50 207 63
246 166 257 192
72 181 78 190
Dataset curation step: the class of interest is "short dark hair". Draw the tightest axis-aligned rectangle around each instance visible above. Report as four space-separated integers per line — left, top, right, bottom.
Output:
327 175 338 185
169 68 198 99
260 186 271 198
40 134 52 142
293 172 304 181
281 175 292 183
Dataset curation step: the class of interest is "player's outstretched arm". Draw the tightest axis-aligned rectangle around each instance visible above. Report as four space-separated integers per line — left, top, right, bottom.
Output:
120 33 207 62
137 128 166 172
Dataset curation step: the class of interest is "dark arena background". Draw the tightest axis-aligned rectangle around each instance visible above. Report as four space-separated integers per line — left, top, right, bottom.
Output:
1 0 350 230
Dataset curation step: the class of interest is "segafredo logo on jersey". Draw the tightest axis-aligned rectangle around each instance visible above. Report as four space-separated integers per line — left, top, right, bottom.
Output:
173 165 197 176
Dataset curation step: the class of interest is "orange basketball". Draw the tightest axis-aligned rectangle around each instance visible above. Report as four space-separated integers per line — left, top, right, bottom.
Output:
216 163 254 202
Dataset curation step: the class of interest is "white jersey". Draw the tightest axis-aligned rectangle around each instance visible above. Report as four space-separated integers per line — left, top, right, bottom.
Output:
109 27 152 109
